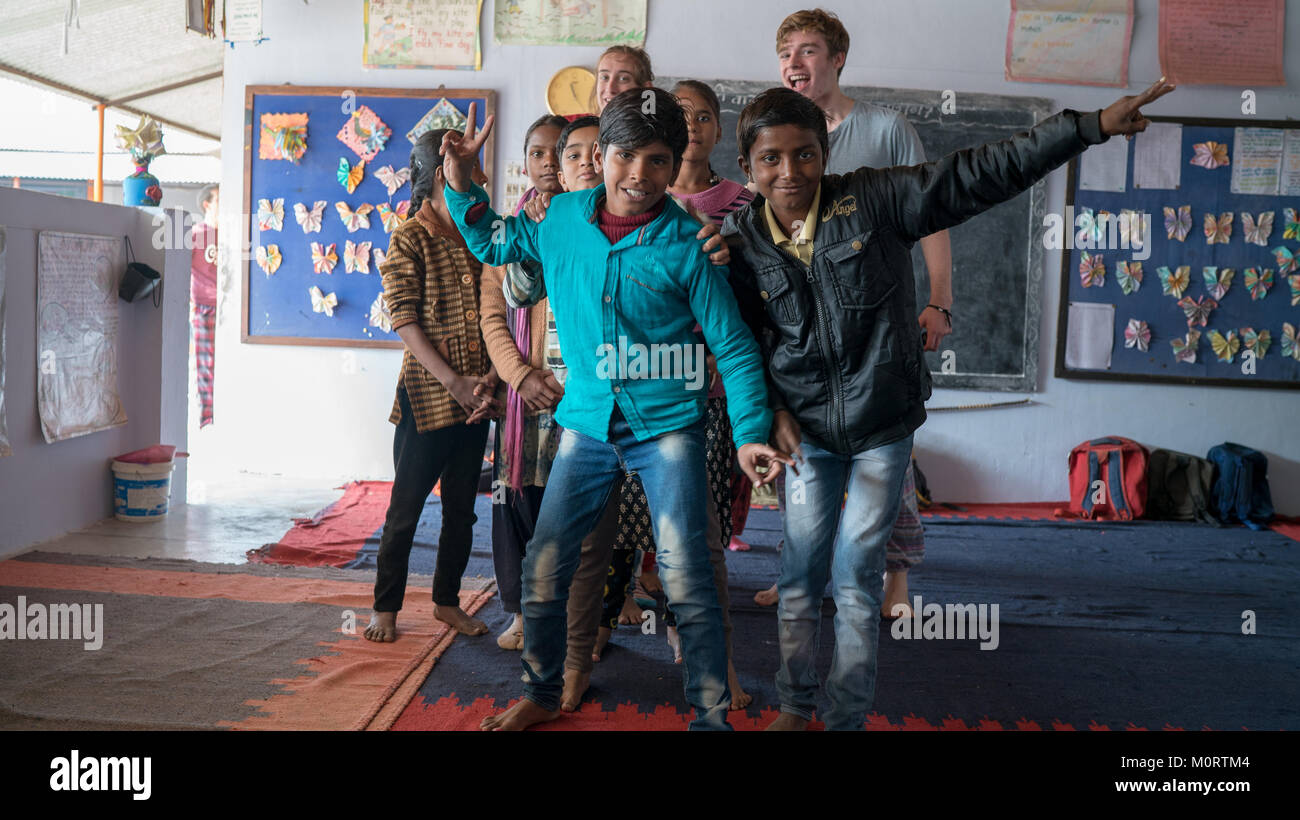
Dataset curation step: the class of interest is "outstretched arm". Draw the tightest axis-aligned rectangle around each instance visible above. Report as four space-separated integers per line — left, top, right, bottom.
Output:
873 79 1176 242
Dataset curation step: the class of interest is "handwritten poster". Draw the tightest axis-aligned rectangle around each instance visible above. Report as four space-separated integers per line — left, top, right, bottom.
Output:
37 232 127 443
494 0 646 46
1281 130 1300 198
1006 0 1133 87
1158 0 1285 86
363 0 482 70
0 226 9 457
1230 127 1284 196
224 0 263 43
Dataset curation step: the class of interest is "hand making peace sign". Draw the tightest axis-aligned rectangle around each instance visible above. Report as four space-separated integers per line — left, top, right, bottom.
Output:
1099 77 1177 140
439 101 496 193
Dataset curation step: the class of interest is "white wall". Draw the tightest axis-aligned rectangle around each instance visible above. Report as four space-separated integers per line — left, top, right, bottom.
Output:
215 0 1300 512
0 188 189 555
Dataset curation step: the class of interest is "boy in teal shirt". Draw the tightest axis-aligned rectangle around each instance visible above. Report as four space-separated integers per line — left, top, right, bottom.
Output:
441 89 790 730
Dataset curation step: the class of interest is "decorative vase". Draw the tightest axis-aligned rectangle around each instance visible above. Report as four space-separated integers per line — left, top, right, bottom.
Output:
123 164 162 206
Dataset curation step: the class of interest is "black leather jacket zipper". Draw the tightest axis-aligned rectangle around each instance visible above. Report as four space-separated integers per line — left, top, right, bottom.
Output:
803 256 848 452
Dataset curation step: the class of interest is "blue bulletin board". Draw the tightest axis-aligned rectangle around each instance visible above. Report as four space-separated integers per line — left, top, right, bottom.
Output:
1055 116 1300 390
241 85 495 347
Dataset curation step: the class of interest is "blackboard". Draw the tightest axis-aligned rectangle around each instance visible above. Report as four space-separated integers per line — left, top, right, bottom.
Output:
241 85 495 348
661 78 1052 391
1055 115 1300 390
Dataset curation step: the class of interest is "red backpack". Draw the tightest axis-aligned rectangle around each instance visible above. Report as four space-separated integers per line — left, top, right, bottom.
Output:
1060 437 1149 521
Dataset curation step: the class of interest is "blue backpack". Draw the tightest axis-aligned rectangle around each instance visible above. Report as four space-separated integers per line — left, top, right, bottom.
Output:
1206 443 1274 530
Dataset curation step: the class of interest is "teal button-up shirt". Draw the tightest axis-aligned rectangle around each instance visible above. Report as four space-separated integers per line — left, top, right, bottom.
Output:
445 182 771 448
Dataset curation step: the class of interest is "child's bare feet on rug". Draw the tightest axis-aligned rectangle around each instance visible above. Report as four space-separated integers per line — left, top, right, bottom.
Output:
617 596 642 625
561 667 591 712
754 583 778 607
666 625 682 664
480 699 560 731
496 612 523 650
640 566 662 595
765 713 810 731
593 625 612 662
728 536 751 552
882 570 912 619
728 661 752 710
364 611 397 642
435 604 489 636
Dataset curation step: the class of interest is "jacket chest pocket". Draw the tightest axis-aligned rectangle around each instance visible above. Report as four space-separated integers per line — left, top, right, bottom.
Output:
823 231 896 310
755 266 802 327
617 259 680 318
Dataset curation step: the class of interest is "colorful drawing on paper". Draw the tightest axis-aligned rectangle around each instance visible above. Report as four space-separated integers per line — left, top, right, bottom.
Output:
363 0 482 70
1006 0 1134 87
494 0 646 46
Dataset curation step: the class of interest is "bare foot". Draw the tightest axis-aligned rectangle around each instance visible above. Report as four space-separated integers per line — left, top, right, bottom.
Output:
765 712 810 731
592 626 612 663
728 536 751 552
728 661 752 710
640 567 663 595
364 611 397 642
617 596 643 626
434 604 489 636
480 698 560 731
496 613 523 650
561 668 591 712
882 570 912 619
754 583 779 607
666 625 682 664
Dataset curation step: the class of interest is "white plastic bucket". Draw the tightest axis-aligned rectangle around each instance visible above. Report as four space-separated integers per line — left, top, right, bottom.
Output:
111 459 175 522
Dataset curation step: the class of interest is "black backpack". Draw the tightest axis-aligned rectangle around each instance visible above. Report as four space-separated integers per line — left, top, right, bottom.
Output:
1146 449 1218 524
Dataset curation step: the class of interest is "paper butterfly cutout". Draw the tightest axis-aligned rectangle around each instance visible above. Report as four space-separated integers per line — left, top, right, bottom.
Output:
1290 274 1300 307
1243 267 1274 301
1189 141 1229 169
376 201 411 233
1203 212 1232 245
1177 295 1217 327
1241 211 1273 246
337 157 365 194
1079 251 1105 288
1207 329 1239 363
1124 318 1151 352
1283 208 1299 240
1282 323 1299 361
1118 209 1145 251
335 201 374 232
375 165 411 196
1241 327 1270 359
1158 265 1190 298
337 105 392 162
1075 207 1110 246
294 200 327 234
1171 330 1201 364
309 286 338 317
1163 205 1191 242
344 240 373 273
1202 267 1234 300
1116 261 1142 295
311 242 338 274
1274 246 1299 276
256 198 284 232
373 248 388 269
255 244 281 275
369 292 393 333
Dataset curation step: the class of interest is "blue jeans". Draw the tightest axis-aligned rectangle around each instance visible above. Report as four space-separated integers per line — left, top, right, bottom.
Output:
776 434 913 730
520 410 731 730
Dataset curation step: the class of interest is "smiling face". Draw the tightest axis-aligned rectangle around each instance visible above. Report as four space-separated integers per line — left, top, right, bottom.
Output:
596 53 648 112
524 123 563 196
676 86 720 164
595 139 678 217
558 125 602 191
740 123 825 221
778 30 845 102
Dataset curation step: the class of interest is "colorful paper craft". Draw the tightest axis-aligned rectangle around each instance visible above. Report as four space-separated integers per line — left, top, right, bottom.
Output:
1116 261 1142 295
256 197 284 232
376 202 410 233
255 244 281 275
294 200 326 233
337 105 391 163
373 248 388 270
407 98 468 144
311 242 338 274
1282 323 1299 361
1289 273 1300 306
309 286 337 317
1241 327 1270 359
1079 251 1105 288
1189 141 1229 169
1243 267 1273 301
1241 211 1274 246
258 113 308 163
1203 212 1232 245
1158 265 1190 298
344 240 372 273
1274 246 1298 276
1163 205 1191 242
369 292 393 332
1207 329 1240 363
1171 330 1200 364
337 158 365 194
1177 295 1217 327
375 165 411 196
1202 267 1234 300
335 201 373 232
1282 207 1299 240
1124 318 1151 352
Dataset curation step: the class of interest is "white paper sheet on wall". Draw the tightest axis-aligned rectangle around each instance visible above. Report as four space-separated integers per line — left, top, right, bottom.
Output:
1079 137 1128 192
1279 130 1300 197
36 231 127 442
0 225 10 457
1132 122 1183 190
1065 302 1116 370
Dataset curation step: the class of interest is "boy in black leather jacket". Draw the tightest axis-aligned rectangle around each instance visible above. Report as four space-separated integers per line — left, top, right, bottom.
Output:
722 80 1175 731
